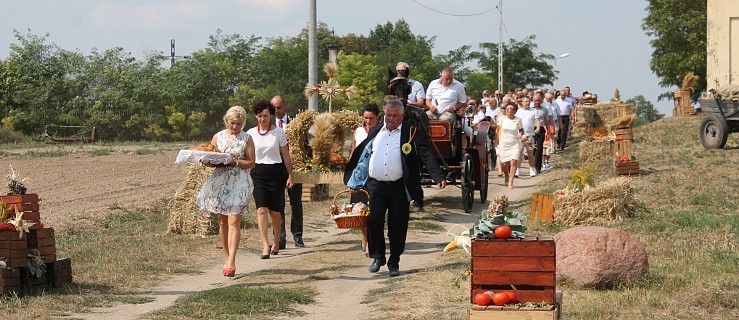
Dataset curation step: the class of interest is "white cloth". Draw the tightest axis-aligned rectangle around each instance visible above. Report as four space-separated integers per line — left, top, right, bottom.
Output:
354 126 369 146
175 150 233 165
515 108 536 136
196 130 254 215
425 79 466 114
408 78 426 103
498 117 523 163
556 97 574 116
247 126 288 164
472 110 488 126
369 124 403 182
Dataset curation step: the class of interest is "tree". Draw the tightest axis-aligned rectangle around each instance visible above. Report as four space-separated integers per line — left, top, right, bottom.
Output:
642 0 707 101
626 95 664 123
471 35 555 91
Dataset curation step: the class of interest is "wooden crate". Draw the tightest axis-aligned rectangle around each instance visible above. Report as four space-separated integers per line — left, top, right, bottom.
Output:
301 183 329 202
614 160 640 176
20 267 48 294
586 126 609 137
469 306 558 320
0 194 41 227
610 140 632 160
0 231 28 268
530 194 554 224
611 128 632 141
0 267 21 296
471 236 556 304
47 258 73 288
27 228 56 263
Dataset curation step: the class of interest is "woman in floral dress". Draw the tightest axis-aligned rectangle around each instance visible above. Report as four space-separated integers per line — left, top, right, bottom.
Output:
196 106 255 277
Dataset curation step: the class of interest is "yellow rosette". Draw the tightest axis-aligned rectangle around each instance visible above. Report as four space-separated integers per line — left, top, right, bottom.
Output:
402 143 412 155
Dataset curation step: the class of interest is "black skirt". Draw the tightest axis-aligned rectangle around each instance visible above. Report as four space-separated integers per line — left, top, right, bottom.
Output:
250 163 288 212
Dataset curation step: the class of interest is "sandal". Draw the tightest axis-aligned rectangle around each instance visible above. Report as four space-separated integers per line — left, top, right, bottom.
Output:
224 268 235 277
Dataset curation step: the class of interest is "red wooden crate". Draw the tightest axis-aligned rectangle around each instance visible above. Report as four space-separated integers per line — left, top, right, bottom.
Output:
614 160 639 176
0 267 21 296
47 258 73 288
0 231 28 268
471 236 556 304
0 194 42 227
27 228 56 263
20 267 48 294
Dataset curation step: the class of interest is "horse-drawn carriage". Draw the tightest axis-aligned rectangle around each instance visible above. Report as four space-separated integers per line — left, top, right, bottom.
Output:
387 75 490 213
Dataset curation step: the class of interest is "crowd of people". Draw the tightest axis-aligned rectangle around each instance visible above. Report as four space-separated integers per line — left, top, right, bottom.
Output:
195 63 580 278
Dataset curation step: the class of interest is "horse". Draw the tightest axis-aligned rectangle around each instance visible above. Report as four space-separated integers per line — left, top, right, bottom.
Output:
385 67 430 131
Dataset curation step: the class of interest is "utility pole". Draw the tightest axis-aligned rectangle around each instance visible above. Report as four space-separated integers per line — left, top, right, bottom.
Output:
169 39 190 67
497 0 504 93
308 0 318 111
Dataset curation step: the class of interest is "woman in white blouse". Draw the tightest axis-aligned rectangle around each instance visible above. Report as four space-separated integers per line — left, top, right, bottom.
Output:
247 100 293 259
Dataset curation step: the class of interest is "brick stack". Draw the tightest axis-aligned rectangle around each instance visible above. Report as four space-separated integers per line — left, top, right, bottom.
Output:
0 194 73 296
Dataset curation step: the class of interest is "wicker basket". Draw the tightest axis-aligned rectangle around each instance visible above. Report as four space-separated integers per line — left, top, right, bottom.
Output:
330 189 370 229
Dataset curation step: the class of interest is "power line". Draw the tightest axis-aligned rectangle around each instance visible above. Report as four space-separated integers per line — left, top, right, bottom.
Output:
409 0 497 17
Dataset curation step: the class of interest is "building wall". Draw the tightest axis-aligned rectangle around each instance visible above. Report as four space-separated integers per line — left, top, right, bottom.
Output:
707 0 739 89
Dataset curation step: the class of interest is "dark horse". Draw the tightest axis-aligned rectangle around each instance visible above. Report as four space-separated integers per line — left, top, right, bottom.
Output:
385 68 448 169
385 67 430 131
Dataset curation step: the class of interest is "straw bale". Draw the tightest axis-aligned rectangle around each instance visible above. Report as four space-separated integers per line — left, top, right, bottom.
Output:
167 164 218 235
554 177 637 226
579 139 611 163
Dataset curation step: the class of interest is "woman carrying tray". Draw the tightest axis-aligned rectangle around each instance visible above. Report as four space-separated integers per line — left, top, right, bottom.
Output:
247 100 294 260
196 106 256 277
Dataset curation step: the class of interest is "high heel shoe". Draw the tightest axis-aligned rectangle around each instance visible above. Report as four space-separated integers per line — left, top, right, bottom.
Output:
261 247 271 259
224 268 235 277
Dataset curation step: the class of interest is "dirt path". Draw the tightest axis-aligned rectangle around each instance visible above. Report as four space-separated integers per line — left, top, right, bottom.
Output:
1 144 550 319
74 167 544 320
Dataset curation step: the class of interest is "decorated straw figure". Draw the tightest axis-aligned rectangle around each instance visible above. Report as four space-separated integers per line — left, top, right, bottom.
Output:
304 62 357 113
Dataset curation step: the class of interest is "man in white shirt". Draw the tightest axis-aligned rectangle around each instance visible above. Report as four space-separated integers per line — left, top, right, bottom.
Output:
555 90 575 151
396 62 425 108
542 92 561 167
425 67 466 122
516 97 537 177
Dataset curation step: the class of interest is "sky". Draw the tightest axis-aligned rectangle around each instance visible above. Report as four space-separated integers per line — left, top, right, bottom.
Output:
0 0 674 115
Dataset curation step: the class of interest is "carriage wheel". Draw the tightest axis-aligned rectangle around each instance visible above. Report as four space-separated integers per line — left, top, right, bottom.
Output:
461 153 474 213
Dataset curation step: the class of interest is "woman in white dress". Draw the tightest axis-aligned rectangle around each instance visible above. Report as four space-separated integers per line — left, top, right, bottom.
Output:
498 102 524 189
196 106 256 277
350 103 380 257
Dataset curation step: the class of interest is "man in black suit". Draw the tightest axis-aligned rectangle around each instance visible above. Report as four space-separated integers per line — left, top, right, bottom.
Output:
272 95 304 249
345 99 446 277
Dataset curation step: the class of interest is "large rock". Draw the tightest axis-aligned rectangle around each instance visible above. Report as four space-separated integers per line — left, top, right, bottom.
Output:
555 226 648 288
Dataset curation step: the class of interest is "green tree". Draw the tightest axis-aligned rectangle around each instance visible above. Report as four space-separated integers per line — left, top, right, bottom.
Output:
642 0 707 101
471 35 554 91
625 95 664 123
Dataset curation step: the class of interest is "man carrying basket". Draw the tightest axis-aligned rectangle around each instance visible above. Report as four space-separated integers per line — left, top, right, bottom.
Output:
345 99 446 277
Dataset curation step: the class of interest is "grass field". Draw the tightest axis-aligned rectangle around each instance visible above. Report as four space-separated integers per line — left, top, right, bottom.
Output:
1 116 737 319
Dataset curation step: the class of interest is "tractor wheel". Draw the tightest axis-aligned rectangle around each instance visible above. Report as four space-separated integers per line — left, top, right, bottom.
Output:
699 114 729 149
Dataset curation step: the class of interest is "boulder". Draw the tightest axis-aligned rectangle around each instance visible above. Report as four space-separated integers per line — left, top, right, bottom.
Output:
554 226 648 288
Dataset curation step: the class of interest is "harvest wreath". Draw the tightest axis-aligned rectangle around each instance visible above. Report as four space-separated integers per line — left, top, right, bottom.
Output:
285 109 361 184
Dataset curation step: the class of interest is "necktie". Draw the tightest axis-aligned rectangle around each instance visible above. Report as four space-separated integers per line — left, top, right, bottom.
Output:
278 119 283 128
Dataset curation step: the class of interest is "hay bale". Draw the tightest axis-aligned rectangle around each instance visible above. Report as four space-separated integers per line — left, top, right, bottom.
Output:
579 140 611 163
167 164 218 236
554 177 637 226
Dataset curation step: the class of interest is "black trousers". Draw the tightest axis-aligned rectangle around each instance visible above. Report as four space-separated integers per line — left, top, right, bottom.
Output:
534 126 546 172
280 183 303 241
558 115 570 150
366 178 409 266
